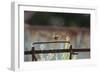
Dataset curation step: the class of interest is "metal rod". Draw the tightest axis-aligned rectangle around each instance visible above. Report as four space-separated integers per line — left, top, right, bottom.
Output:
69 45 73 59
32 47 37 61
32 41 70 44
25 48 90 55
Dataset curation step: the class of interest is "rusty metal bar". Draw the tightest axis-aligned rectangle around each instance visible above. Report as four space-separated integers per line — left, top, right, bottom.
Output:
25 48 90 54
32 41 70 44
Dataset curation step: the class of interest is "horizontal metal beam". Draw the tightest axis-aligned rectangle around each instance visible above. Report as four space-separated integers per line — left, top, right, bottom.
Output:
33 41 70 44
24 48 90 55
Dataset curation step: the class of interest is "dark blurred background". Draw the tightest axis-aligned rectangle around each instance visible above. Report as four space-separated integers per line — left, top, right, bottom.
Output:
24 11 90 28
